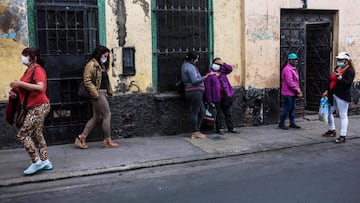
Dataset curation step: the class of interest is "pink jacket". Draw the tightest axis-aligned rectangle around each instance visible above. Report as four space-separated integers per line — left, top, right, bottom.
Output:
281 63 300 96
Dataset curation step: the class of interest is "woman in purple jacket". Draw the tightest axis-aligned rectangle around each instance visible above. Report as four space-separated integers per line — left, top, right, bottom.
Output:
204 58 237 134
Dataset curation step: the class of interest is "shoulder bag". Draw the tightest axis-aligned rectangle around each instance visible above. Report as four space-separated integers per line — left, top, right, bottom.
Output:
15 68 36 128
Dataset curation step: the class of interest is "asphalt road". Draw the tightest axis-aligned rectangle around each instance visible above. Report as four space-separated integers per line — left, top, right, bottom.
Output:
2 138 360 203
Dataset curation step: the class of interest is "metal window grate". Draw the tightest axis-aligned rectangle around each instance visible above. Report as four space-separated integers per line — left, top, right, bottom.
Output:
154 0 211 92
35 1 98 55
122 47 136 76
34 1 99 128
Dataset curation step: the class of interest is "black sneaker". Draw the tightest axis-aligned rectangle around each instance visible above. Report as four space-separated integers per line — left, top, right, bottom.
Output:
289 124 301 129
278 125 289 130
335 136 346 144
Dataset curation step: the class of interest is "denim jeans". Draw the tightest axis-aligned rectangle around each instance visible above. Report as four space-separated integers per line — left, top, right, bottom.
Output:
279 95 296 126
185 90 205 132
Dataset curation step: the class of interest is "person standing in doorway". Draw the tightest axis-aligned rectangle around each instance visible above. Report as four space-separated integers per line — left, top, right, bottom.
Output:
204 57 237 134
74 45 118 149
9 47 53 175
322 52 355 143
181 51 211 139
278 53 303 130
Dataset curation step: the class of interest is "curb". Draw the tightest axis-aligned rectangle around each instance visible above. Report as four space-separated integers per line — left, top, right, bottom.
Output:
3 137 358 187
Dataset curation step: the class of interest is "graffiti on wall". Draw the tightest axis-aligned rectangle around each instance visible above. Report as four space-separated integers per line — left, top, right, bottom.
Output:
0 0 27 45
0 0 28 101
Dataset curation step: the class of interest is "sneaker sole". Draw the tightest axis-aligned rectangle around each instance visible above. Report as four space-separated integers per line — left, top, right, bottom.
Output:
24 165 46 175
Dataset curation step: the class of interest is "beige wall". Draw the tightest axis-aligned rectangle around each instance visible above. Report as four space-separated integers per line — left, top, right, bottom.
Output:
213 1 243 87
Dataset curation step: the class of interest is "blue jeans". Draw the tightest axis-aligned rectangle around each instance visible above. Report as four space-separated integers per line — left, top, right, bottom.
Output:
279 95 296 126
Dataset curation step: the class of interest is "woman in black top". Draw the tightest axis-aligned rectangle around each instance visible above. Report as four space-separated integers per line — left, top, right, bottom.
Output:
322 52 355 143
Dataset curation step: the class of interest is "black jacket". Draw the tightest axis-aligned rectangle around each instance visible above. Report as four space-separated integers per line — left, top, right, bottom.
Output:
328 66 355 105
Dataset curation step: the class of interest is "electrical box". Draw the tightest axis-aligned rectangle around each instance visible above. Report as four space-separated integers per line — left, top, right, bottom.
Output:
122 47 136 76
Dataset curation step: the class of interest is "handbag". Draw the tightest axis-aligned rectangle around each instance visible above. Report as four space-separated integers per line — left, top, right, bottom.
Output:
78 69 97 98
15 107 28 128
15 68 36 128
78 81 90 98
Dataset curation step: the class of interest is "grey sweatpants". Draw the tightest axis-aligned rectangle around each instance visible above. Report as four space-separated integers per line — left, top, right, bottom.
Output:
81 90 111 138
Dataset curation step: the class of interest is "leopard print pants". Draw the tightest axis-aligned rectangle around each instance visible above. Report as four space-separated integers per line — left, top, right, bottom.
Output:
17 103 50 163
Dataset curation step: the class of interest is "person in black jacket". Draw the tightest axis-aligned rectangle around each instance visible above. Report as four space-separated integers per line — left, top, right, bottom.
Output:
322 52 355 143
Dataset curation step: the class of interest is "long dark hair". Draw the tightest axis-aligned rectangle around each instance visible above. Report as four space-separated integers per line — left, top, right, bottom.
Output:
21 47 45 67
90 45 110 70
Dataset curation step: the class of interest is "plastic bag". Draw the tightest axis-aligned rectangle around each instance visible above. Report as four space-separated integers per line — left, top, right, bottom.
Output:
319 97 329 124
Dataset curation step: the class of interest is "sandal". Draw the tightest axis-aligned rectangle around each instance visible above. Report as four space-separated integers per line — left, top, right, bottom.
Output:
74 134 88 149
335 136 346 144
322 130 336 137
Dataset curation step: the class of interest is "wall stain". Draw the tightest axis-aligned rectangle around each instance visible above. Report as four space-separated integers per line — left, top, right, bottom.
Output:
132 0 149 18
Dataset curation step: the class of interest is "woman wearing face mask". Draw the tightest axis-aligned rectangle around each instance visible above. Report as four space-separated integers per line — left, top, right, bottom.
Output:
74 45 118 149
322 52 355 144
204 58 236 134
181 51 211 138
9 47 52 175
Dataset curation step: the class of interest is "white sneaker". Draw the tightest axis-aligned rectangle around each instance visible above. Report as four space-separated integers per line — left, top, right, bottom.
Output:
42 159 53 170
23 160 45 175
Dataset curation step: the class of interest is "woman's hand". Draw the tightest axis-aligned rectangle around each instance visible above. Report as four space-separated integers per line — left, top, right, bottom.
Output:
9 90 17 99
322 90 328 97
10 80 22 88
214 59 224 65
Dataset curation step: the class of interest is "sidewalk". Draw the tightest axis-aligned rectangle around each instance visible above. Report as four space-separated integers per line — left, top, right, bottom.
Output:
1 115 360 187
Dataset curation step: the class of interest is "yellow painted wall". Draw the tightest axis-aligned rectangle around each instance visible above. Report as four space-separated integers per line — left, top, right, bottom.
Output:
213 1 243 87
105 0 153 93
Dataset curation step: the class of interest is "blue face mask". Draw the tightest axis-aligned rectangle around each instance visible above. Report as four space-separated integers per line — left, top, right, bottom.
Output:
337 61 345 67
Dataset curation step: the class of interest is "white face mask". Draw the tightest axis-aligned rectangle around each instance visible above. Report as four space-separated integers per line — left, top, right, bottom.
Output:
21 56 30 65
212 64 220 71
100 57 107 64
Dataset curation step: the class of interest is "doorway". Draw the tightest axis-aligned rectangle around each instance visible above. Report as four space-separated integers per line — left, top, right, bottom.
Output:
280 9 335 116
305 23 332 111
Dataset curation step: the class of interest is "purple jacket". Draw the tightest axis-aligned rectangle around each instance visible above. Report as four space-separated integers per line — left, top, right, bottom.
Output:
204 63 235 103
281 63 300 96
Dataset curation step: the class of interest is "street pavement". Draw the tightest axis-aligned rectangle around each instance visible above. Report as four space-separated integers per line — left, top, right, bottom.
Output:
1 115 359 187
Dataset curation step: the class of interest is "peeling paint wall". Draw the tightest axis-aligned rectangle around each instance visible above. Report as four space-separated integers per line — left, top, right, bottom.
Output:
0 0 27 101
244 0 360 89
105 0 152 94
